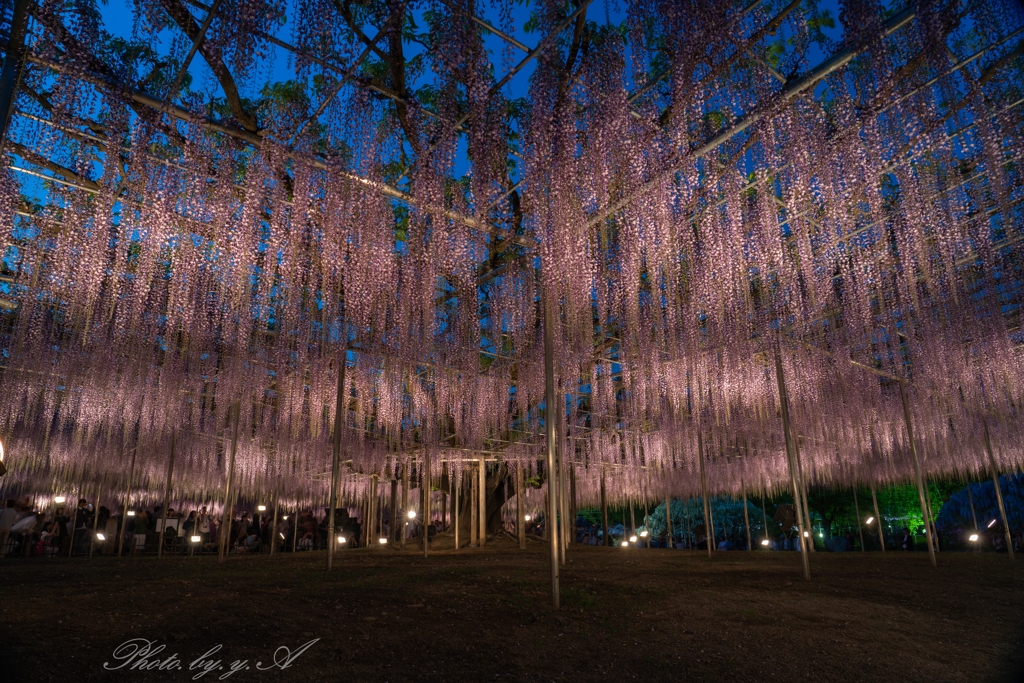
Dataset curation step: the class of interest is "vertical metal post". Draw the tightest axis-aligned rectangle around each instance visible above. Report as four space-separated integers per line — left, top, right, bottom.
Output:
600 468 608 545
401 458 409 549
773 348 811 580
983 421 1014 560
543 293 560 608
870 482 885 552
793 436 815 552
454 467 460 550
157 434 177 560
853 488 865 552
470 464 478 546
270 483 280 555
423 452 431 558
965 480 979 532
327 350 346 570
898 380 936 567
761 497 770 548
742 486 752 552
517 463 525 549
89 475 104 559
478 457 486 547
117 445 138 558
390 476 398 543
663 495 672 549
219 402 240 563
697 429 711 557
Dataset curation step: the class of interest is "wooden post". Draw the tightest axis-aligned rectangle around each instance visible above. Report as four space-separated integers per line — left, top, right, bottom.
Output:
157 434 177 560
853 488 865 552
983 421 1014 560
116 445 138 558
219 402 241 563
600 468 609 546
569 464 577 547
440 462 448 533
774 348 811 580
543 292 560 608
870 482 885 552
327 350 346 570
898 380 936 567
401 458 409 550
516 463 525 549
924 477 940 553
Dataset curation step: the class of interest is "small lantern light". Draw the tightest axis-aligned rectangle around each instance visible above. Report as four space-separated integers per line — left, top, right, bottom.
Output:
338 536 347 544
629 535 638 543
191 535 201 543
54 496 66 504
761 539 770 546
96 533 106 541
620 540 628 547
379 537 388 545
257 505 267 512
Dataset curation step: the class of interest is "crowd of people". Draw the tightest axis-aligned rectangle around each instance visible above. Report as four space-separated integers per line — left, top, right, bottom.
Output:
0 496 454 558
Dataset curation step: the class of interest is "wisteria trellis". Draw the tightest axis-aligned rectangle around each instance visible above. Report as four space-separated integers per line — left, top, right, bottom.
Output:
0 0 1022 513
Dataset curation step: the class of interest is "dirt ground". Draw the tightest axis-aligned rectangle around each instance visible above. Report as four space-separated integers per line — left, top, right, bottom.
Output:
1 537 1022 683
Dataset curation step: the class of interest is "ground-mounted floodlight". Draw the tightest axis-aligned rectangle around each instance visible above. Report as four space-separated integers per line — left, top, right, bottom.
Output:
987 519 997 528
620 540 628 547
338 536 347 544
257 505 266 511
283 515 289 520
525 514 532 521
191 535 201 543
639 530 648 537
379 537 388 545
127 510 136 516
969 533 979 542
407 510 417 519
279 533 286 539
96 533 106 541
629 535 637 543
54 495 66 504
866 516 874 524
761 539 770 546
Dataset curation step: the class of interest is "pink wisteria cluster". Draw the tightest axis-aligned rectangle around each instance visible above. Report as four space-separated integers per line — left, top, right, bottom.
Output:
0 0 1022 511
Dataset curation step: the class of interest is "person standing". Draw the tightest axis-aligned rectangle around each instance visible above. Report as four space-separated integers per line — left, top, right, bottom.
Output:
197 506 211 544
0 499 19 557
900 527 914 551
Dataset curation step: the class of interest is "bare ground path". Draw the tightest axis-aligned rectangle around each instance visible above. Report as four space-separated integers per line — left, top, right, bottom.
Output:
1 540 1021 682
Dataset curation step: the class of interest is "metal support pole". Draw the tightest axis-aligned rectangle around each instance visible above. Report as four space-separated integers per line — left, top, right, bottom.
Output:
219 402 240 563
966 480 979 532
898 380 936 567
270 483 280 555
543 292 560 608
761 497 770 548
742 486 752 552
157 434 177 560
470 464 478 546
327 350 346 570
117 446 138 558
774 348 811 580
478 457 485 548
600 468 608 546
401 458 409 550
983 421 1014 560
390 476 398 543
794 436 815 552
698 429 711 557
454 467 460 550
664 495 672 549
870 482 885 552
517 463 525 549
89 475 104 559
423 454 431 558
853 488 865 552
